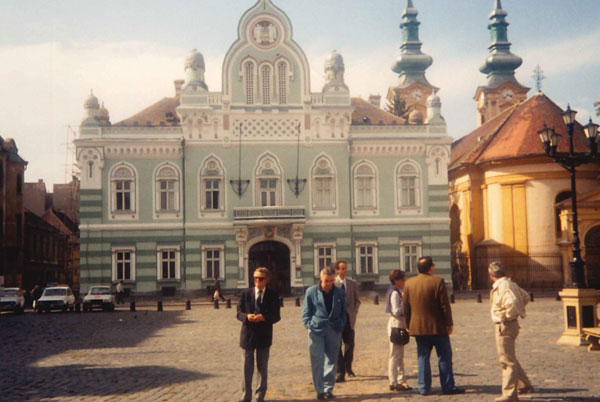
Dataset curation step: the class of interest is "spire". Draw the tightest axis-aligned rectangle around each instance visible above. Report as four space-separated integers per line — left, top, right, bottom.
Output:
391 0 433 89
479 0 527 90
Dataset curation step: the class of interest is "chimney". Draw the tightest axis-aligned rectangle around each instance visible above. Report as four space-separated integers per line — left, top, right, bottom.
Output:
368 94 381 108
174 79 184 98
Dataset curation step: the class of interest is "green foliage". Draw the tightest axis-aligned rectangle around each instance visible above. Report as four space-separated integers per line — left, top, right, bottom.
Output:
386 93 408 118
595 101 600 117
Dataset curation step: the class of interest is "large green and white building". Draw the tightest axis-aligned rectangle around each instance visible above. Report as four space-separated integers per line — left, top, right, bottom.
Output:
75 0 452 296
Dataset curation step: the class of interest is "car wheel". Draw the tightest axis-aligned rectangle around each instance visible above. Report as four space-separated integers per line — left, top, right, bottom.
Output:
16 306 24 314
108 304 115 312
37 306 42 313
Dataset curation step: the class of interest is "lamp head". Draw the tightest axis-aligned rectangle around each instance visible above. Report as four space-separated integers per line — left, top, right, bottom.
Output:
584 118 599 142
562 105 577 125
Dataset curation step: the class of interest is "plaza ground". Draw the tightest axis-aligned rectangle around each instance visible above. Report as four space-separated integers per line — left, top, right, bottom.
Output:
1 297 599 401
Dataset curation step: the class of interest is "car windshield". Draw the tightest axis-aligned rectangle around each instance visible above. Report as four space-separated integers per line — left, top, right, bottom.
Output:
44 288 67 296
90 287 111 295
1 289 18 296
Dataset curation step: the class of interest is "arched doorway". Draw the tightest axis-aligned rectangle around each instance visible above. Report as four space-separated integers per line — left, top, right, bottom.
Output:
248 241 291 296
585 225 600 289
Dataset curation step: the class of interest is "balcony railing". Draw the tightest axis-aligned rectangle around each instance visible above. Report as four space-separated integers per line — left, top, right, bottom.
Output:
233 206 305 222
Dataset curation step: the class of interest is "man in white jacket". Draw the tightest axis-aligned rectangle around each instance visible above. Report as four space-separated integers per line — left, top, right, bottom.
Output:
488 262 534 402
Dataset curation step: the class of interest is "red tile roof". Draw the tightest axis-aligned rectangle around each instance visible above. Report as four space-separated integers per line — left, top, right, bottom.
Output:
350 97 406 125
450 93 591 170
116 97 180 126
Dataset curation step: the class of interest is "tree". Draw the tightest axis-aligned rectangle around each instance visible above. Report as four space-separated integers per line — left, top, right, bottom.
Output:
595 101 600 117
386 92 408 118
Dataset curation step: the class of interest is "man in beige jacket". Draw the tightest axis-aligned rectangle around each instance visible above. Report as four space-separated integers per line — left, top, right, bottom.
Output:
489 261 534 402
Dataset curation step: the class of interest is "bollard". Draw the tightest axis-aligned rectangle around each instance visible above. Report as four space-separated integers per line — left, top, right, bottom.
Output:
186 300 191 310
75 302 81 313
130 301 136 312
226 298 232 309
157 301 163 312
556 292 561 301
214 299 219 309
374 295 379 305
477 294 482 303
450 294 455 304
295 296 300 307
279 297 284 307
529 292 534 302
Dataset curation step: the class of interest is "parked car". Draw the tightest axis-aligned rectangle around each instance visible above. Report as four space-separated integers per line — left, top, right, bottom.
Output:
83 286 115 312
0 287 25 313
36 286 76 313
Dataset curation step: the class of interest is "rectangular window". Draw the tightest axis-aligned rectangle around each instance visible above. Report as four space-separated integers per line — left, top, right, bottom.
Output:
314 243 336 277
401 177 416 206
158 250 177 279
204 179 220 210
116 251 132 280
115 181 131 211
259 179 277 206
400 241 422 273
203 245 225 280
314 177 332 209
355 242 378 275
356 177 373 208
159 180 175 211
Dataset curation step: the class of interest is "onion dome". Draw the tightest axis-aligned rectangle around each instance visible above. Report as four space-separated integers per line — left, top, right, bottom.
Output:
184 49 205 72
97 102 110 124
84 90 99 109
324 50 345 73
391 0 434 89
479 0 527 90
183 49 208 91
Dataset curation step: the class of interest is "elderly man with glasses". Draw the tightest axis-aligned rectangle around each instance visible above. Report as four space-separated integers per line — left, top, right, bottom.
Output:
236 267 281 402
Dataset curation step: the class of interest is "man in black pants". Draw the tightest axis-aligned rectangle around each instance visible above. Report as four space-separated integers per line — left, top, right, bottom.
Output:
334 260 360 382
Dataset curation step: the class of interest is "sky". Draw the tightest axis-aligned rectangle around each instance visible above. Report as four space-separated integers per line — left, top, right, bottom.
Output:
0 0 599 186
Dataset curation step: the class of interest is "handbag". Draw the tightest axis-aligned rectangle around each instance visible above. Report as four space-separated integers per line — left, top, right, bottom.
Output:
390 327 410 345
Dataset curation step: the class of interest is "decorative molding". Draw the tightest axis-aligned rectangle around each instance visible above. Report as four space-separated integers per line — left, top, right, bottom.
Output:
350 143 426 156
104 145 182 159
232 118 302 138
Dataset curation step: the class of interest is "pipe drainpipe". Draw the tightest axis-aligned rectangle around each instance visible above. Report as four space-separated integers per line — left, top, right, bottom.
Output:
181 138 187 287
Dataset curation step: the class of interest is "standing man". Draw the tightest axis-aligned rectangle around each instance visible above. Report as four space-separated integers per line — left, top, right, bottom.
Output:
489 262 534 402
302 266 347 400
236 267 281 402
116 280 124 304
402 256 464 396
334 260 360 382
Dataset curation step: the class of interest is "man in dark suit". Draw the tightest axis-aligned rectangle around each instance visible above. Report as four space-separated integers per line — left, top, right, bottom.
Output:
334 260 360 382
237 267 281 402
402 256 464 396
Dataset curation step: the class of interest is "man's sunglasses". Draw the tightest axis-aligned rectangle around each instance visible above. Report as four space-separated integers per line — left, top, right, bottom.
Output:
254 277 267 281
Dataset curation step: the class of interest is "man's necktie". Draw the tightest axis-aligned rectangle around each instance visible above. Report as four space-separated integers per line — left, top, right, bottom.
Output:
341 282 345 291
255 289 263 314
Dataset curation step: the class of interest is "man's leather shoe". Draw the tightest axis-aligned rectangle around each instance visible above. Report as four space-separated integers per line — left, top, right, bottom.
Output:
335 374 345 382
317 393 327 400
346 369 356 377
518 385 534 395
495 396 519 402
256 393 265 402
325 392 335 399
443 387 465 395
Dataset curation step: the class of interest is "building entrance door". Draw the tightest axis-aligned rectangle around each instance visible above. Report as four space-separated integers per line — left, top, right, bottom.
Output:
585 225 600 289
248 241 290 296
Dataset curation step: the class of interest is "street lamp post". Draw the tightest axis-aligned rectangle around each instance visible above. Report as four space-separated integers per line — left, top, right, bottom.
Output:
538 105 600 346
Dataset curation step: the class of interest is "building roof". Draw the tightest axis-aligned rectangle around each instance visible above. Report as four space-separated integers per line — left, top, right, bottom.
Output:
350 97 405 125
46 209 79 234
115 97 180 126
450 92 591 170
115 95 406 127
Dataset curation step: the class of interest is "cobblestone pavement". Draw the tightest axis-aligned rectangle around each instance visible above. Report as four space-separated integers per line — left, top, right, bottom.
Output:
1 298 599 402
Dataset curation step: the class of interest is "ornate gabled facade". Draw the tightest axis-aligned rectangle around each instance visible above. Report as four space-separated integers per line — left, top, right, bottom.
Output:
75 0 452 296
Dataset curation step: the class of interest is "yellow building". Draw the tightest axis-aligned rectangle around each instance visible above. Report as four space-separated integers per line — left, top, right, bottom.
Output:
448 2 600 290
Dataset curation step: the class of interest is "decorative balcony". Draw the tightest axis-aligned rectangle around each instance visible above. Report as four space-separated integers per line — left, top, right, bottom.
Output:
233 206 306 223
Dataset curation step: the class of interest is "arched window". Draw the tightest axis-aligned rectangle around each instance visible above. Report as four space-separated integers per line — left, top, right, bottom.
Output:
353 162 377 209
155 165 180 212
398 162 420 208
555 191 571 237
255 155 281 207
278 62 287 104
111 165 136 213
200 157 225 211
311 156 336 210
88 161 94 178
16 173 22 195
330 119 336 138
261 66 271 104
245 62 254 105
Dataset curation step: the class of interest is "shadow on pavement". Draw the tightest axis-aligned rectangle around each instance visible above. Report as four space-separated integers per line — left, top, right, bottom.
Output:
3 364 209 400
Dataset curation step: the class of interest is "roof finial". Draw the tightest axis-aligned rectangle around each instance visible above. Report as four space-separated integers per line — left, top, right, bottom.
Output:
532 65 545 92
494 0 503 10
407 0 414 8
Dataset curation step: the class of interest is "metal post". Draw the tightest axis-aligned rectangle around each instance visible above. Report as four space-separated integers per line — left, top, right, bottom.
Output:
157 301 163 311
186 300 191 310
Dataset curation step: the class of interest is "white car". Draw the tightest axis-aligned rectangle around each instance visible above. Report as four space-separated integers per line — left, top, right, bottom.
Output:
36 286 76 313
0 287 25 313
83 286 116 312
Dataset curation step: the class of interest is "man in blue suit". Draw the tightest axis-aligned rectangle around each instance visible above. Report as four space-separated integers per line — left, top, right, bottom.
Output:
302 266 347 400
